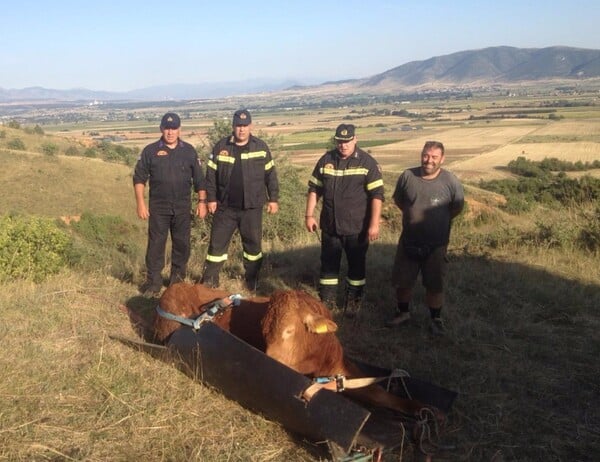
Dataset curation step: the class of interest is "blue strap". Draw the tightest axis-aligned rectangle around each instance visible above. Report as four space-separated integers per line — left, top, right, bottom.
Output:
155 293 242 330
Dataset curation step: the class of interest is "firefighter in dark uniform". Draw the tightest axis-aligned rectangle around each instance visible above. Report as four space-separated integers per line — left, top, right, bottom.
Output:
305 124 384 317
201 109 279 291
133 112 207 296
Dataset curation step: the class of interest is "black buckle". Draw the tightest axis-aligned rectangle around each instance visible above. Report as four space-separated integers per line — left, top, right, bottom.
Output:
335 375 345 392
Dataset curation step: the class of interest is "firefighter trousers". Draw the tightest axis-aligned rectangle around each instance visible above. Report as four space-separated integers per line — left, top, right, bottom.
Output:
202 206 263 287
319 230 369 303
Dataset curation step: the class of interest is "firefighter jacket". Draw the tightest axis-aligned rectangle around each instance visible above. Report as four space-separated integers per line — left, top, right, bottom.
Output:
308 147 384 236
206 134 279 209
133 138 206 210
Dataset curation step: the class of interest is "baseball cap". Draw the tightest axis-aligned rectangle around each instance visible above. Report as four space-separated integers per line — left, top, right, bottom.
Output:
334 124 355 141
160 112 181 129
233 109 252 126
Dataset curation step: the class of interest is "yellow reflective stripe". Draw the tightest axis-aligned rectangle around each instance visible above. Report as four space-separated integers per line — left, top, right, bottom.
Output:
319 278 339 286
346 277 366 287
243 251 263 261
320 167 369 177
207 159 218 170
241 150 267 160
216 155 235 164
310 175 323 187
265 160 274 170
366 179 384 190
206 253 228 263
308 176 323 187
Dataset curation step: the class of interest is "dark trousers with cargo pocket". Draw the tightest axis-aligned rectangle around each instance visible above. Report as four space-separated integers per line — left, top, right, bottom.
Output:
145 201 191 287
202 207 263 288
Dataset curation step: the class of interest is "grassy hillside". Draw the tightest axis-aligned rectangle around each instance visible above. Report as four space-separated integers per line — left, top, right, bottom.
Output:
0 125 599 461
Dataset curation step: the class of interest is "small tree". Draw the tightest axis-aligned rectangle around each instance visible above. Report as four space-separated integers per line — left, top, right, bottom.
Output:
41 142 59 156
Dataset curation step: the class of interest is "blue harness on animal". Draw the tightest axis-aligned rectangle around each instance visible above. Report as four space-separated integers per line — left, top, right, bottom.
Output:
155 294 242 331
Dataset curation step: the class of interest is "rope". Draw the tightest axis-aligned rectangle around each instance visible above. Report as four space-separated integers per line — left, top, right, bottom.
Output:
414 408 441 456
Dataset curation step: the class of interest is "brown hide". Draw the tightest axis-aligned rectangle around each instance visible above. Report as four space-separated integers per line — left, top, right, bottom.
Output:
261 290 343 376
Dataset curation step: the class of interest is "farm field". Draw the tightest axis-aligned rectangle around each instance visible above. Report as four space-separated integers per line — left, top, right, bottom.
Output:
35 90 600 182
1 87 599 461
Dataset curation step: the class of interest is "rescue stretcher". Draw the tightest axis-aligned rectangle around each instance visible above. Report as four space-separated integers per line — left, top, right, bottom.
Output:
113 317 456 461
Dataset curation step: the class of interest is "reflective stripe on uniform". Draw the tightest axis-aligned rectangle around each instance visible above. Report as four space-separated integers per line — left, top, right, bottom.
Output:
206 253 228 263
215 155 235 164
346 277 366 287
320 167 369 177
366 179 384 190
319 278 339 286
243 251 263 261
309 175 323 187
241 151 266 160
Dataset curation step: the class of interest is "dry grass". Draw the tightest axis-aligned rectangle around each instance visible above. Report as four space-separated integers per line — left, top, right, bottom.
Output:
0 273 320 462
0 149 136 223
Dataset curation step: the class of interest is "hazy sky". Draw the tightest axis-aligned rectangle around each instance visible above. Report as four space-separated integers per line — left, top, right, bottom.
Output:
1 0 598 92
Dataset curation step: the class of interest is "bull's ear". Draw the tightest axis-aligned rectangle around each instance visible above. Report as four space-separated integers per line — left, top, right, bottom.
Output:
305 314 338 334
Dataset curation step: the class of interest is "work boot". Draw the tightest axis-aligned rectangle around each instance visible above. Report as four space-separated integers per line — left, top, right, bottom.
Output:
343 296 362 319
201 262 222 288
319 286 338 311
139 280 162 298
429 318 446 336
385 311 411 328
169 273 185 286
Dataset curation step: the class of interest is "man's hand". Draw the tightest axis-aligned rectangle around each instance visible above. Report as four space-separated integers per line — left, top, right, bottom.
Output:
137 202 149 220
305 216 318 232
367 223 380 241
267 202 279 214
196 202 208 218
208 201 218 214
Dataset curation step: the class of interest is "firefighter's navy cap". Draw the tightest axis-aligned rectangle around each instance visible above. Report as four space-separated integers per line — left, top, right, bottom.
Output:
233 109 252 126
160 112 181 129
334 124 355 141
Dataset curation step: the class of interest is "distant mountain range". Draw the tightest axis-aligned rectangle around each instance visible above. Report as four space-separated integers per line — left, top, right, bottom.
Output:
1 46 598 103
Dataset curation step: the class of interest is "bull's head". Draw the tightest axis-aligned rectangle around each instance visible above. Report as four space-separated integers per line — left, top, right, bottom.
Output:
262 291 340 376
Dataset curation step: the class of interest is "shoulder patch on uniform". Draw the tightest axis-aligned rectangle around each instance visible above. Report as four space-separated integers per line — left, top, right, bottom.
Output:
157 150 168 156
219 149 229 157
324 163 334 169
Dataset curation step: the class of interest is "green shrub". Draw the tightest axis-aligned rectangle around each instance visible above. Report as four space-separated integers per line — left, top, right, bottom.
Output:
41 142 59 156
67 212 143 281
262 159 307 245
503 196 532 214
64 146 80 156
7 138 26 151
577 206 600 252
0 214 71 282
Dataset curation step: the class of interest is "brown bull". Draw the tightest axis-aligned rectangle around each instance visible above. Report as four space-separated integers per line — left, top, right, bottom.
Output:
154 283 268 351
155 283 442 421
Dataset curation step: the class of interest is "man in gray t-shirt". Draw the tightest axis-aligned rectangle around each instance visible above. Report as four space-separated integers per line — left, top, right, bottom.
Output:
386 141 464 336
